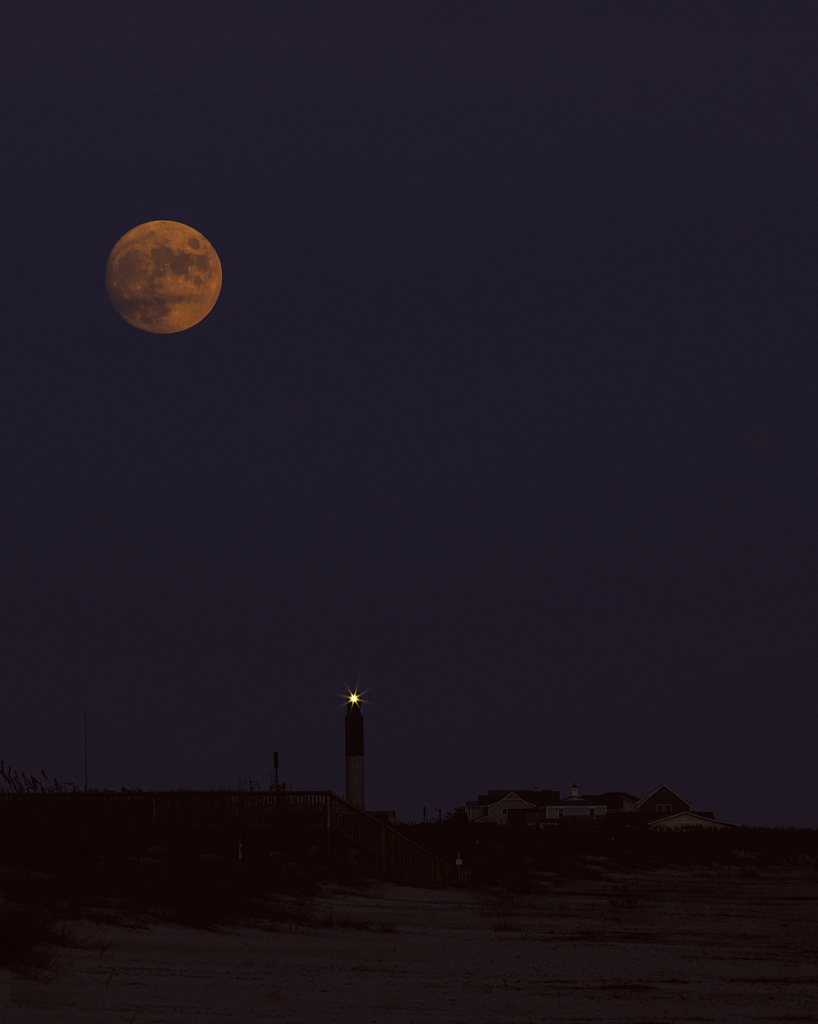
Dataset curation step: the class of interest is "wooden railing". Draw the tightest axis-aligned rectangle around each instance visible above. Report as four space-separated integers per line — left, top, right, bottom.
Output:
0 790 448 888
328 792 447 889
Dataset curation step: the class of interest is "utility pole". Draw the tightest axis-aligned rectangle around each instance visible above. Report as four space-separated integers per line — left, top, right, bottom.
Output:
84 711 88 792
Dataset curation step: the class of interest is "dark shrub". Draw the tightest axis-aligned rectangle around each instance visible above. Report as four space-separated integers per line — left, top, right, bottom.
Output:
0 904 75 974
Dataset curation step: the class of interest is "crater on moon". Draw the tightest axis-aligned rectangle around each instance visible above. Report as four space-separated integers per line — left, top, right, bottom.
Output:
105 221 222 333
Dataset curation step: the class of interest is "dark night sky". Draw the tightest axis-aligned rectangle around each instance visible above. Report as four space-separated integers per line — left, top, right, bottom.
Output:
2 2 817 827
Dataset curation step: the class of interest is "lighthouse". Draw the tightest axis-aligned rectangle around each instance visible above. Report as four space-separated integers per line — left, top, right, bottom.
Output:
344 693 365 810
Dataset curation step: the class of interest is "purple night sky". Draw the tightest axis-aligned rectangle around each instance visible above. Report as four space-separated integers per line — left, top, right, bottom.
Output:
2 2 817 826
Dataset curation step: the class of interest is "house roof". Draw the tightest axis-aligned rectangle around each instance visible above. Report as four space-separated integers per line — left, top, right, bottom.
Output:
582 791 640 807
547 795 608 808
636 783 692 809
476 789 560 808
647 811 736 829
469 792 537 819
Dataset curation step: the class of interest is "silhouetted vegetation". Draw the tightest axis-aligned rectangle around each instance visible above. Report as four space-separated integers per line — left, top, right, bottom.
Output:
401 818 818 891
0 778 384 934
0 904 77 976
1 772 815 940
0 760 79 794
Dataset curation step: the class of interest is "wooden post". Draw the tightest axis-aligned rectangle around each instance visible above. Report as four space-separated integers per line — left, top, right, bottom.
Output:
326 791 333 865
237 793 243 877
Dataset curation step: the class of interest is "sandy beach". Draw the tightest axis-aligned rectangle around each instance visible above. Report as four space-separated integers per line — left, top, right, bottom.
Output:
2 864 817 1023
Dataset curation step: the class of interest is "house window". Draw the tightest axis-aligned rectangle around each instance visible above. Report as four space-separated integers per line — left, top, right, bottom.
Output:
502 808 508 814
558 809 564 818
590 808 595 817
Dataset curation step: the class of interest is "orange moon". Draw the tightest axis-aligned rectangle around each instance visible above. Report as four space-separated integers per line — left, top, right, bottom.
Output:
105 221 222 333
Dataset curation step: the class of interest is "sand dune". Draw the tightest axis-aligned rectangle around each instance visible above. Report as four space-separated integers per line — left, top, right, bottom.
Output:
3 866 817 1022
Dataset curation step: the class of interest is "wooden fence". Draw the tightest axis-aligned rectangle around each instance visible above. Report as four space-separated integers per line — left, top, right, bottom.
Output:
0 790 447 888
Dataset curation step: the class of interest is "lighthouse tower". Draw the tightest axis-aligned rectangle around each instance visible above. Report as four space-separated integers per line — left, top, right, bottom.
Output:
344 694 365 810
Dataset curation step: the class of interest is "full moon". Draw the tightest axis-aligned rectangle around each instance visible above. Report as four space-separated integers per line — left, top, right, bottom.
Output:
105 221 222 333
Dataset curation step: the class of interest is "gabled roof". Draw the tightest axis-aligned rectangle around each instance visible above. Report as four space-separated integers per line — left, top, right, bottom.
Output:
582 791 640 807
477 789 559 808
636 783 692 809
471 791 537 813
468 790 544 823
547 795 608 808
647 811 737 829
491 790 540 809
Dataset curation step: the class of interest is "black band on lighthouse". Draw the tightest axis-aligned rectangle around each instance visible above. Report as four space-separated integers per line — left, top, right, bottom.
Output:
345 711 364 757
